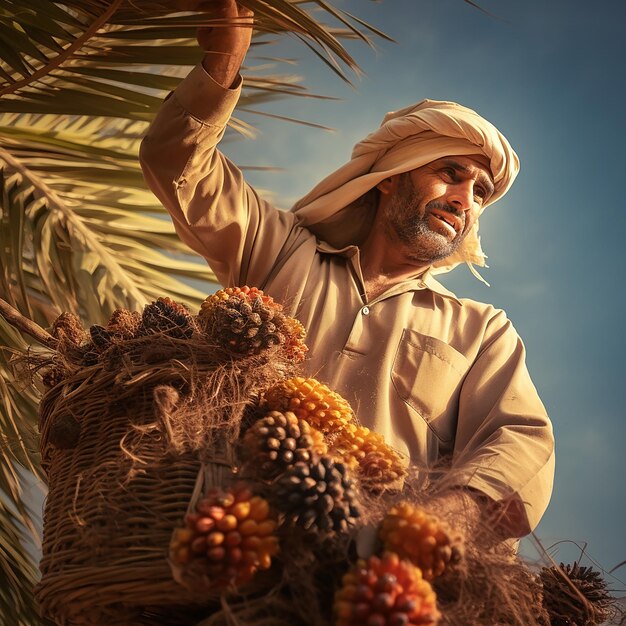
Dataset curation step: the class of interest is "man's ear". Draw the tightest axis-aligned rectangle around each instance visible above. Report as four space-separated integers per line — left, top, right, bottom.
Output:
376 175 397 195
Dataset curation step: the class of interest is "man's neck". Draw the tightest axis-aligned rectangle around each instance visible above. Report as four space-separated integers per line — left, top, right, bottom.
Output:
360 224 430 300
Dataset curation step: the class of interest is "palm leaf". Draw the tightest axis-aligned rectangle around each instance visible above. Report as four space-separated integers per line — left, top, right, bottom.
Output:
0 0 383 117
0 317 44 626
1 138 215 318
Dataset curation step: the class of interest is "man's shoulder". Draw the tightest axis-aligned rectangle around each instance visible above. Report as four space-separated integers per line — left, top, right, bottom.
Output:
425 276 508 320
426 280 516 342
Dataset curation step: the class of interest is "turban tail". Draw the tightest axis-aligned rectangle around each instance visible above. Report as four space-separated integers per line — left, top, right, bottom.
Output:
291 99 520 277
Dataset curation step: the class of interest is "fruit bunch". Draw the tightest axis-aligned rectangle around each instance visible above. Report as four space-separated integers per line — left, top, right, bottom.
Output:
240 410 327 480
334 552 440 626
42 312 86 386
50 311 87 346
280 316 308 362
41 365 66 389
169 484 278 587
273 456 361 534
88 324 113 354
379 503 461 581
141 297 195 339
540 562 613 626
106 308 142 340
333 424 407 490
199 286 307 360
261 377 355 434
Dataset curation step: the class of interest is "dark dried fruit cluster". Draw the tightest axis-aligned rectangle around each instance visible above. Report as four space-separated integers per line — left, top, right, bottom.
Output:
240 410 327 479
141 297 195 339
540 562 613 626
273 456 361 535
199 287 307 360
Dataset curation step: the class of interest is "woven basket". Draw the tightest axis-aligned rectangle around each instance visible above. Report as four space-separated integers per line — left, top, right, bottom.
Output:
35 337 291 626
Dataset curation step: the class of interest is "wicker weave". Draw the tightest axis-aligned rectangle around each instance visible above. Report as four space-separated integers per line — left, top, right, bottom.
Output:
35 336 293 626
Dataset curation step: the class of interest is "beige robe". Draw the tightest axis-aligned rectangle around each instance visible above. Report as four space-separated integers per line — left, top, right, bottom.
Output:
140 65 555 535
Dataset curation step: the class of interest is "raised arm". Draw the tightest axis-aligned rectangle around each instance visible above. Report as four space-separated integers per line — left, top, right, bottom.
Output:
140 0 298 287
194 0 253 88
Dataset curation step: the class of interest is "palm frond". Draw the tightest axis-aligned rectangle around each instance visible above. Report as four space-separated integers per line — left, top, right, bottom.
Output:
0 318 44 626
0 135 216 321
0 493 41 626
0 0 384 120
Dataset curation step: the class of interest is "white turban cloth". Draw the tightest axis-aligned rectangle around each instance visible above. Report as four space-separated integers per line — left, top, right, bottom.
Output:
291 99 520 277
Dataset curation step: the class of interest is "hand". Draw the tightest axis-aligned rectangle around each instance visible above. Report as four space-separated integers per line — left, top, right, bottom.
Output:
189 0 254 88
426 489 483 541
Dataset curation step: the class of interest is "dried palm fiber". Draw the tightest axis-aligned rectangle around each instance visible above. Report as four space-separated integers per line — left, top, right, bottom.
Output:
35 299 300 626
539 562 615 626
195 586 312 626
389 469 552 626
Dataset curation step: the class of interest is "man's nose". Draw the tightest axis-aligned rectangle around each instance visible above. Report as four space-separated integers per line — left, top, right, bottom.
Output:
447 180 474 213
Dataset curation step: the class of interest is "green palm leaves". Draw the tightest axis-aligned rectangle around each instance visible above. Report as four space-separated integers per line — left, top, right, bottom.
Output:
0 1 387 623
0 1 388 320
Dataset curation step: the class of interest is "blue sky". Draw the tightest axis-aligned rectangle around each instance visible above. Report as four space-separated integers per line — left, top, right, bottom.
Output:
220 0 626 577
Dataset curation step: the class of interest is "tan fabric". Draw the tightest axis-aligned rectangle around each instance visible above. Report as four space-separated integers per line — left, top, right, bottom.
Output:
140 64 555 535
291 99 520 278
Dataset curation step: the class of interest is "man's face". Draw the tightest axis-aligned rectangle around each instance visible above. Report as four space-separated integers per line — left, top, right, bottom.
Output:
378 155 495 264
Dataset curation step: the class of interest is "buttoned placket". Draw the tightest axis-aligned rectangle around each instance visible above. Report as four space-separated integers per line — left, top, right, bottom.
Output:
338 248 430 356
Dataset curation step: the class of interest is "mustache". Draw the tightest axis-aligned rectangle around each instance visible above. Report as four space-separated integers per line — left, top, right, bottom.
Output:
424 201 465 227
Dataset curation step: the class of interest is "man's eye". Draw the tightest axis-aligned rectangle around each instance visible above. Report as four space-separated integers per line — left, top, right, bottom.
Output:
441 168 455 179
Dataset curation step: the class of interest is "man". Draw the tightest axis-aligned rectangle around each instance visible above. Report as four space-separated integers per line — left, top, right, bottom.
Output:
140 1 554 542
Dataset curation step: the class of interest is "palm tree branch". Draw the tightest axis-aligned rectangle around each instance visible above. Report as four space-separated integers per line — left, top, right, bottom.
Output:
0 146 148 307
0 0 125 97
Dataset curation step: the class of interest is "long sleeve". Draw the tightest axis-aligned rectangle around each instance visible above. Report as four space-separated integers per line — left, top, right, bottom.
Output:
139 64 298 287
446 310 555 535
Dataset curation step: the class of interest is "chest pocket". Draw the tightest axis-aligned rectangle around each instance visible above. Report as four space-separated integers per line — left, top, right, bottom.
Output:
391 329 469 444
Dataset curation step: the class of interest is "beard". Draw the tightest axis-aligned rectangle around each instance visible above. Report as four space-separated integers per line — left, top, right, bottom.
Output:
381 173 467 264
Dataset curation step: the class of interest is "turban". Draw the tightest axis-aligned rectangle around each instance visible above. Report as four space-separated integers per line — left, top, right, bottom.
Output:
291 99 520 278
